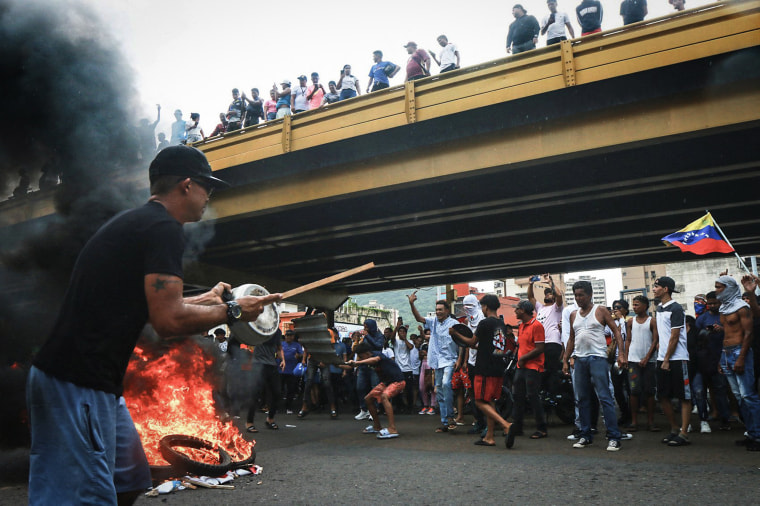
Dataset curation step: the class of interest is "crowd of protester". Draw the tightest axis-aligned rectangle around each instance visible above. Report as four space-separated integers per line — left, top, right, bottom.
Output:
137 0 688 154
3 0 696 200
206 269 760 451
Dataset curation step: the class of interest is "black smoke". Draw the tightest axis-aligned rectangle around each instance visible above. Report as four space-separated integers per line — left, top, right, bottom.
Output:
0 0 148 450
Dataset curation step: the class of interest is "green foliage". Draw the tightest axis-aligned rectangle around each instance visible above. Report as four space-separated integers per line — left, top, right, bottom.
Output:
350 286 444 333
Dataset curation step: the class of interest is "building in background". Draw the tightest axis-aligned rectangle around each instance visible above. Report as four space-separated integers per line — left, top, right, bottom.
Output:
564 275 607 306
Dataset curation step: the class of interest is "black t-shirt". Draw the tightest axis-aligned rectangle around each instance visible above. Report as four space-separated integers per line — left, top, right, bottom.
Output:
252 330 281 366
472 317 510 377
371 351 405 384
33 201 184 395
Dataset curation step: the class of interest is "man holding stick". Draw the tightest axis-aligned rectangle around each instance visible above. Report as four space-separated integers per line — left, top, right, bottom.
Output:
27 145 281 505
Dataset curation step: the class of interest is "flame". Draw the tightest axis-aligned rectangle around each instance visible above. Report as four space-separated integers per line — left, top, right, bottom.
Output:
123 341 253 466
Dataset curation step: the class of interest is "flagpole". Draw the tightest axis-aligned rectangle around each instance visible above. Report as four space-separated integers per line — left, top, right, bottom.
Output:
706 210 750 273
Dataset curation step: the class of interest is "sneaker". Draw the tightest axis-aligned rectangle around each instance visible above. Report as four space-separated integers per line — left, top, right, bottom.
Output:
418 408 428 415
567 429 582 441
700 421 712 433
620 433 633 440
354 410 371 421
662 432 678 444
607 440 621 452
286 409 294 415
426 407 435 415
573 437 592 448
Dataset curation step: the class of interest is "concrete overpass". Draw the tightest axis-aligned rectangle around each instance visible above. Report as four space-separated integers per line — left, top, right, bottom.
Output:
2 0 759 306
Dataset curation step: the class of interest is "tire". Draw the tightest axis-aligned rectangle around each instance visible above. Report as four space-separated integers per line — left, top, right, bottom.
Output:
229 447 256 469
159 435 233 476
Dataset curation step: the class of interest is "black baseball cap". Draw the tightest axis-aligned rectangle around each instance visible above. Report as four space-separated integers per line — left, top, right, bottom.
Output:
149 145 229 189
654 276 679 293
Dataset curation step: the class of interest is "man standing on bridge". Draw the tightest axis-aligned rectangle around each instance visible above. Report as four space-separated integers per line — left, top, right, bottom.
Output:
576 0 604 36
507 4 540 54
409 291 458 432
541 0 576 46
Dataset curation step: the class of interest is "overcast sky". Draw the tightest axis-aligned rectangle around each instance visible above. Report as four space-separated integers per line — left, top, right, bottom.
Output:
85 0 707 302
87 0 712 136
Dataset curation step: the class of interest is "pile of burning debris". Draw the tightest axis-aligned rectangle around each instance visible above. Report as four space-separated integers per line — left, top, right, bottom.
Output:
123 340 257 496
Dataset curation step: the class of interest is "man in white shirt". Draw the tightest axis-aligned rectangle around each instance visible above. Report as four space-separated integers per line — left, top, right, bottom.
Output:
429 35 460 73
291 75 310 114
541 0 576 45
528 274 564 400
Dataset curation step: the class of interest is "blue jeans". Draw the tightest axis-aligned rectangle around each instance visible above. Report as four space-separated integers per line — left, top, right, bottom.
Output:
573 356 621 442
691 370 730 422
435 365 454 425
27 367 151 505
721 346 760 441
356 365 379 411
339 89 357 100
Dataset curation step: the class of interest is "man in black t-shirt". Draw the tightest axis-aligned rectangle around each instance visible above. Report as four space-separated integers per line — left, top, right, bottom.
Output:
507 4 540 54
28 145 282 505
451 294 516 448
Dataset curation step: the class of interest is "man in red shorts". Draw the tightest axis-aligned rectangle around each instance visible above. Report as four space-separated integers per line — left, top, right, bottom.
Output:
451 294 515 448
349 342 407 439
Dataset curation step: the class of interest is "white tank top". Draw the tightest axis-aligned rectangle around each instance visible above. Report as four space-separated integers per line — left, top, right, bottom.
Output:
628 316 654 363
572 304 607 358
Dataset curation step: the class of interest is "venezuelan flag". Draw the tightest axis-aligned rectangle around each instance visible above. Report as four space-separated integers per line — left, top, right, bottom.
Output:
661 212 734 255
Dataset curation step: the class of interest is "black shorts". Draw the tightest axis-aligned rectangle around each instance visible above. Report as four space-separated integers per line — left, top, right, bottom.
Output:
546 36 567 46
371 82 389 92
656 360 691 401
628 362 656 398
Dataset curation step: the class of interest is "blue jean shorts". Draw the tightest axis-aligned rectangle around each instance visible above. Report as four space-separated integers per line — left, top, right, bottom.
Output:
27 366 151 505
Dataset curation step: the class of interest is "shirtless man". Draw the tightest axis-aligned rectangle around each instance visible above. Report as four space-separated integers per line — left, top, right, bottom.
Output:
715 274 760 451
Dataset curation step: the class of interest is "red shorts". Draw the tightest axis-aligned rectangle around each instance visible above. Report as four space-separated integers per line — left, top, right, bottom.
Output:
366 381 406 402
473 375 502 402
451 367 471 389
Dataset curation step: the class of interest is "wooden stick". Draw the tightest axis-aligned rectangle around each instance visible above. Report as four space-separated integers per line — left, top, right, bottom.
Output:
281 262 375 299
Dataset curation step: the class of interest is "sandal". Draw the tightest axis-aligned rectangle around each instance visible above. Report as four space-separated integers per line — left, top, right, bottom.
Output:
530 431 548 439
265 420 279 430
506 424 516 449
330 410 338 419
362 425 380 434
246 425 258 433
297 410 309 419
435 426 449 433
447 424 458 431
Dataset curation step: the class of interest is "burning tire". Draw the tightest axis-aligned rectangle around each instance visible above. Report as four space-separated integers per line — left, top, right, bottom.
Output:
229 447 256 469
159 435 232 476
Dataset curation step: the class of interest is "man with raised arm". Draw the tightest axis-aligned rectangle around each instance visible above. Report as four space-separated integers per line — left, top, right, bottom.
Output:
27 145 281 505
408 290 458 432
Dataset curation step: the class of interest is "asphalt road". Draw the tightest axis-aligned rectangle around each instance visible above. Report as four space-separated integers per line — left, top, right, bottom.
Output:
2 409 758 505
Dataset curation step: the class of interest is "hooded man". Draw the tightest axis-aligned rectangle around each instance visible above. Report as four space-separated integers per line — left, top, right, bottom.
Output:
354 318 384 420
463 294 487 433
715 275 760 450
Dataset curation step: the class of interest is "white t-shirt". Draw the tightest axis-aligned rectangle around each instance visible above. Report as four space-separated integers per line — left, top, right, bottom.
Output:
656 300 689 361
604 317 627 358
410 347 421 374
542 11 572 40
291 86 309 111
382 347 395 360
535 300 563 345
393 338 413 372
339 75 358 92
440 43 458 67
628 316 655 363
561 303 578 347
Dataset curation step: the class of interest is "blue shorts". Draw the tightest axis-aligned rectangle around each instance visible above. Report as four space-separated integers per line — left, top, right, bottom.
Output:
27 366 151 505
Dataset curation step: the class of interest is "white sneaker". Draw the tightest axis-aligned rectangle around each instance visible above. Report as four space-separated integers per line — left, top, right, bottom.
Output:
354 410 371 421
620 433 633 440
701 421 712 433
607 440 621 452
573 437 592 448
